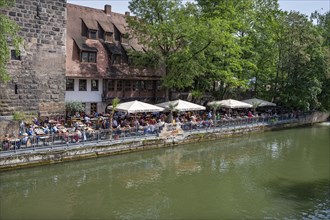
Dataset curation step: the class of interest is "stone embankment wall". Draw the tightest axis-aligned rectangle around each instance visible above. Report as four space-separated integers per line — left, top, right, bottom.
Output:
0 111 328 171
0 0 66 117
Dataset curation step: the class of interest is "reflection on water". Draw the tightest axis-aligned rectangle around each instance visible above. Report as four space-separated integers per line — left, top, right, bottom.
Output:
0 126 329 219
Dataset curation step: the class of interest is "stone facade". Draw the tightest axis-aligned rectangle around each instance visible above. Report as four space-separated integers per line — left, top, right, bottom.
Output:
0 0 66 117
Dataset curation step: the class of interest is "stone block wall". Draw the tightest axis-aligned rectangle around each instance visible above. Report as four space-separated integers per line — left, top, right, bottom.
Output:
0 0 66 117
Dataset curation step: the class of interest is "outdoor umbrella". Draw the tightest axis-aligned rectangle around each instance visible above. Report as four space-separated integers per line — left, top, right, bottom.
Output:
208 99 253 108
156 99 206 111
241 98 276 107
113 100 165 114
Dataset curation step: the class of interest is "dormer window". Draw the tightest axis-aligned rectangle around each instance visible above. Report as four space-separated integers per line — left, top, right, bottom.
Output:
81 51 96 63
104 32 113 42
89 30 97 39
121 33 129 44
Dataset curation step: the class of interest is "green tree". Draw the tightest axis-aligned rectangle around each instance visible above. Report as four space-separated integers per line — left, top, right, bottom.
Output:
0 0 22 82
208 102 221 122
127 0 211 100
312 11 330 110
275 11 325 110
193 0 257 100
247 0 282 101
167 102 178 123
109 97 120 139
65 101 84 116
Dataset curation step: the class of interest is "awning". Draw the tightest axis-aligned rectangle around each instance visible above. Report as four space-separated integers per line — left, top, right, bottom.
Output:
73 37 98 52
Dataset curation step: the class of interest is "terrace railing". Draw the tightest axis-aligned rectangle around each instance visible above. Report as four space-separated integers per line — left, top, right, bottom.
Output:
0 114 308 153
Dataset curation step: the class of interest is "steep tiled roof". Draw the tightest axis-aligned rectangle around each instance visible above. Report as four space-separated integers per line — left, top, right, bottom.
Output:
111 12 128 34
66 3 163 79
73 37 98 52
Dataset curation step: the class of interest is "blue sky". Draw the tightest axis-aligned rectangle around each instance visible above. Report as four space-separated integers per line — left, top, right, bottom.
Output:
67 0 329 15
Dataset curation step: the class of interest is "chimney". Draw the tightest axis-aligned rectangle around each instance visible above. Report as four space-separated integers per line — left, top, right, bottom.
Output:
104 4 111 15
125 11 130 16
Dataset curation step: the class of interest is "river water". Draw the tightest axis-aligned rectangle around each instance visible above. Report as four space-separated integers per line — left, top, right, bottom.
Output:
1 125 329 219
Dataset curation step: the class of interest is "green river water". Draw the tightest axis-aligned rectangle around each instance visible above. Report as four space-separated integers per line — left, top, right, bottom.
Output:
0 125 329 219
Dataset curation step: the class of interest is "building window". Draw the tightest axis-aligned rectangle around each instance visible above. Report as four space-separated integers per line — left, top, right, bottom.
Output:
79 79 87 91
112 54 121 64
146 81 153 91
104 32 113 42
132 81 139 91
89 30 97 39
14 83 18 94
125 81 131 91
90 103 97 114
121 34 129 44
66 79 74 91
11 50 21 60
81 52 96 63
156 80 162 90
116 80 123 91
91 79 99 91
108 80 115 91
140 81 146 91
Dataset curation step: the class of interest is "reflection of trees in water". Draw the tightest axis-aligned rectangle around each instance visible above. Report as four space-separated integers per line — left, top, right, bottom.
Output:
175 160 201 175
263 177 330 219
1 128 327 205
119 169 161 188
0 128 302 193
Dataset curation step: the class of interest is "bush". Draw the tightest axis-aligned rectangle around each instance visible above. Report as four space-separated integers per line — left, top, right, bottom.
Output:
65 101 84 116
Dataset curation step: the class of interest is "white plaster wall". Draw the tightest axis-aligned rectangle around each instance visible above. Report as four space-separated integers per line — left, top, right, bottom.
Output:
65 78 103 103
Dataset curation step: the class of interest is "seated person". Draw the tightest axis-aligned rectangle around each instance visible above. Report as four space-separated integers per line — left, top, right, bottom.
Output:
2 134 10 151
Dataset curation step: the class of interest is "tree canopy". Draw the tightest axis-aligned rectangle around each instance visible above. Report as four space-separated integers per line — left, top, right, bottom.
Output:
127 0 329 111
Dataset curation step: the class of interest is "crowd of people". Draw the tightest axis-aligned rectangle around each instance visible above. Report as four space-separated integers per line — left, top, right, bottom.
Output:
1 107 304 151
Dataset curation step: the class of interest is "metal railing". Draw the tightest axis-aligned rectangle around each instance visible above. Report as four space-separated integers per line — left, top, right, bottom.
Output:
0 114 307 153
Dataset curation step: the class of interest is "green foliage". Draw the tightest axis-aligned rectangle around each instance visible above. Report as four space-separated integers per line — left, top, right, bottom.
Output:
274 12 327 110
109 97 120 138
192 0 258 99
65 101 84 115
12 111 26 121
111 97 120 114
12 111 38 122
168 102 179 112
127 0 212 99
166 101 178 123
0 0 23 83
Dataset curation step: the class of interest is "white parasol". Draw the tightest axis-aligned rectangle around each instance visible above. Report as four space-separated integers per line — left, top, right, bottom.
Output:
208 99 253 108
113 100 164 113
156 99 206 111
241 98 276 107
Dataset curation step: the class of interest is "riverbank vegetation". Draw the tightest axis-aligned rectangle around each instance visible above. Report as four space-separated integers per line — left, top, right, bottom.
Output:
127 0 330 111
